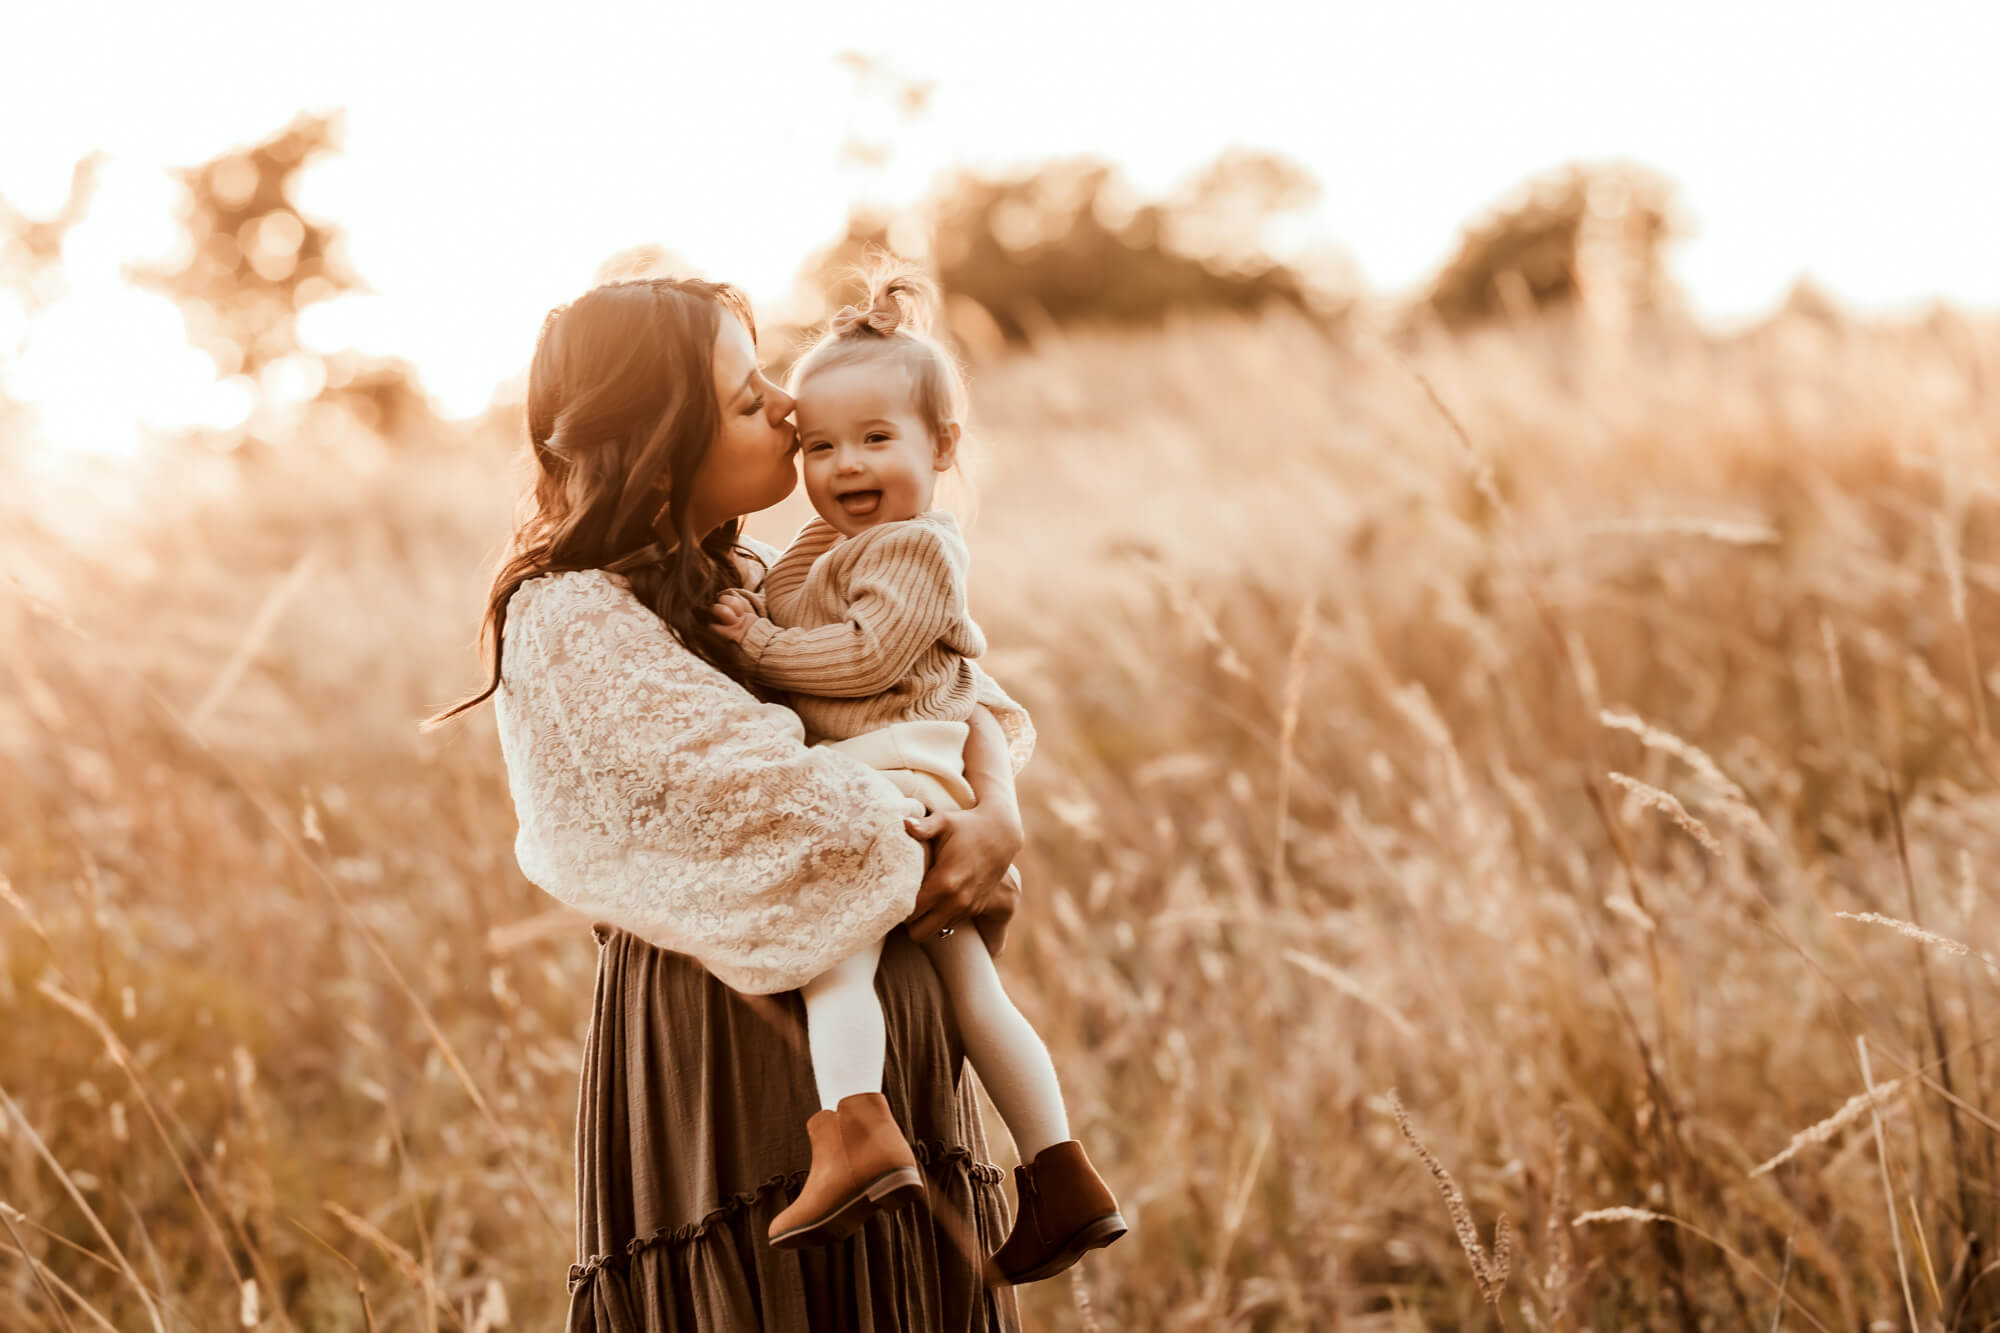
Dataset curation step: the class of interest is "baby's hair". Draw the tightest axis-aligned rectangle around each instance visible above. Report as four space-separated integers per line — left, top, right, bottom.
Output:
789 266 969 453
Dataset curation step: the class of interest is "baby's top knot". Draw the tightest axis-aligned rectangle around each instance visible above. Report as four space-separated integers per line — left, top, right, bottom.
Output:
830 298 903 338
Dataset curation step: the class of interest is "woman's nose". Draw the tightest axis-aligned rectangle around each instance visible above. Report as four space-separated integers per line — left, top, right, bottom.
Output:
765 386 795 423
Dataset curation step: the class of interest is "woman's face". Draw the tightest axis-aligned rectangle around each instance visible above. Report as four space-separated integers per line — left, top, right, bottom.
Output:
686 312 798 535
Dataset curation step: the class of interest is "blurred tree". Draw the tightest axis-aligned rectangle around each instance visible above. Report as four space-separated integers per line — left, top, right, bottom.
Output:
128 111 438 444
789 207 901 323
1420 162 1685 334
1768 275 1845 328
0 153 104 311
130 112 361 381
0 155 104 462
792 152 1353 349
1730 276 1855 366
1161 147 1321 275
316 350 433 441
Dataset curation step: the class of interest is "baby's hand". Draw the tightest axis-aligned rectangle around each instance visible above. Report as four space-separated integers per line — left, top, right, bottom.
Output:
709 590 760 644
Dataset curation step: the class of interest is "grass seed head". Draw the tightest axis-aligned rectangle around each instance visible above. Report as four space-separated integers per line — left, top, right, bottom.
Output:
1750 1078 1909 1178
1390 1089 1511 1305
1607 772 1723 856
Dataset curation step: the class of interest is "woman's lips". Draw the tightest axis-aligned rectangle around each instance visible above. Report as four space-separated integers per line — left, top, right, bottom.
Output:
837 490 882 517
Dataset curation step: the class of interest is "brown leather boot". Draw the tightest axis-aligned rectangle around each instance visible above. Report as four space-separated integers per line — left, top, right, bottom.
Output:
988 1140 1127 1285
768 1092 924 1249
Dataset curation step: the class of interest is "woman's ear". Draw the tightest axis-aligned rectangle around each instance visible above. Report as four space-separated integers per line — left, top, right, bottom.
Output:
932 421 962 471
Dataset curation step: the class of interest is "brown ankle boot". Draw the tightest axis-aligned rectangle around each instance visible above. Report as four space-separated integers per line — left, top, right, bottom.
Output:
988 1140 1127 1285
768 1092 924 1249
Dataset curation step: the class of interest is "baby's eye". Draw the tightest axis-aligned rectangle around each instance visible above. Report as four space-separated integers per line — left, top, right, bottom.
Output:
865 432 890 444
805 441 832 453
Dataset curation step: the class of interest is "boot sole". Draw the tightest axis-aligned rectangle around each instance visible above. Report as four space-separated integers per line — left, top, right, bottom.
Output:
993 1211 1129 1285
769 1165 925 1250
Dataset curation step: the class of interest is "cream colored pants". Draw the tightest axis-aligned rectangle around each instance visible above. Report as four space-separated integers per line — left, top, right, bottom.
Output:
820 718 976 815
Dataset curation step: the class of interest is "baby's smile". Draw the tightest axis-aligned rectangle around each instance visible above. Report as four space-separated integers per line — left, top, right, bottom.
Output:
831 487 886 519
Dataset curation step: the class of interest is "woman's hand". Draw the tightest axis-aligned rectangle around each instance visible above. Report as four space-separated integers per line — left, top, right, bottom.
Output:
708 590 759 644
903 803 1024 950
903 701 1029 951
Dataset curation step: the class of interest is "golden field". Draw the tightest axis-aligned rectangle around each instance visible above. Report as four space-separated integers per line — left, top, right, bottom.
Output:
5 305 2000 1330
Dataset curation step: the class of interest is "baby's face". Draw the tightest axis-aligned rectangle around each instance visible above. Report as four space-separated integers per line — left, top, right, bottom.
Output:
794 360 953 537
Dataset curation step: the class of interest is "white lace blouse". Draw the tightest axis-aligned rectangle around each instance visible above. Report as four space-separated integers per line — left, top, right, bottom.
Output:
492 559 1032 995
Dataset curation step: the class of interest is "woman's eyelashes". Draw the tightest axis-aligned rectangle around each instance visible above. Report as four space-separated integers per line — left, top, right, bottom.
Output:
741 395 765 416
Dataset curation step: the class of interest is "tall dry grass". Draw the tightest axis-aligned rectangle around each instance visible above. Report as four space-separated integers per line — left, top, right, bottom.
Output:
4 302 1999 1329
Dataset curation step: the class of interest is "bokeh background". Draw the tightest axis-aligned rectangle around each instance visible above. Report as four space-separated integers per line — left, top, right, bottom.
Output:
6 3 2000 1329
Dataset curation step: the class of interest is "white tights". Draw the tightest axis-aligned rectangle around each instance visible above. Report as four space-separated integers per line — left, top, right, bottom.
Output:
799 940 889 1107
799 930 1071 1162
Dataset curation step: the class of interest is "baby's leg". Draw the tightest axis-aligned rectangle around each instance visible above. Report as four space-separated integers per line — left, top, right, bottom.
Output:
922 931 1071 1161
799 938 887 1111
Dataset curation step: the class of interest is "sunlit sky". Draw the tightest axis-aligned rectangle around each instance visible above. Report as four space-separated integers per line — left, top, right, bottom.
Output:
3 0 1997 449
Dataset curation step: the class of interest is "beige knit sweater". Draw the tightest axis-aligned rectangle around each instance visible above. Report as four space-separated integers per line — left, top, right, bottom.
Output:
736 511 986 743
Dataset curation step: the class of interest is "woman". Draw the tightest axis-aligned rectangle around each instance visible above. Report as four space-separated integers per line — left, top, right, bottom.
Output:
433 277 1028 1330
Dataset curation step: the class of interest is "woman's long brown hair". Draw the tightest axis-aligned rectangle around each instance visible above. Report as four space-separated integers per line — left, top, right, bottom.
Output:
427 277 765 727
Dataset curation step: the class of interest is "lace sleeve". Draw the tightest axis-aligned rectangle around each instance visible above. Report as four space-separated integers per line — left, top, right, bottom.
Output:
493 571 927 994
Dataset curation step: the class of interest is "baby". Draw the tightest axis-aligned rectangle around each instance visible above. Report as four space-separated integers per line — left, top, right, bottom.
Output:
710 272 1123 1285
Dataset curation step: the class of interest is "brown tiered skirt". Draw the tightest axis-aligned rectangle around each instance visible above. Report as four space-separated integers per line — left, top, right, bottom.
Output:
565 924 1022 1332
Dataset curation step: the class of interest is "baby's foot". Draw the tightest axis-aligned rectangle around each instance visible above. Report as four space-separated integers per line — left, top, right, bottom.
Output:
987 1141 1126 1284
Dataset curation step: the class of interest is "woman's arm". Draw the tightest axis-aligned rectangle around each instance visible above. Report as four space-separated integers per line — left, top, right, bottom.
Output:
497 572 927 994
905 703 1026 947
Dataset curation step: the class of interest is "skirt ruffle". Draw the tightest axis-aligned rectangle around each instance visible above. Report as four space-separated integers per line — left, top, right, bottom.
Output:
567 925 1020 1332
